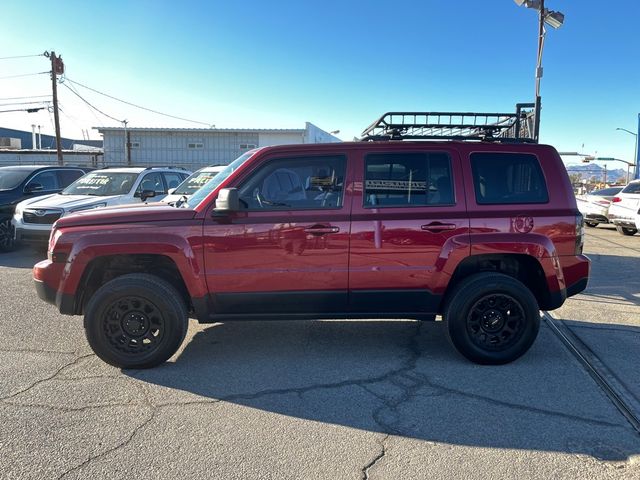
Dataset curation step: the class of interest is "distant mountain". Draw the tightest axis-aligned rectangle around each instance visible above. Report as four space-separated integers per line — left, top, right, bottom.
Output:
565 163 627 183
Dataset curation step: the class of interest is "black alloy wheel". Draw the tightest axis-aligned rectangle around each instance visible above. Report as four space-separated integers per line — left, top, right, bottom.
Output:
466 293 525 351
103 296 165 356
85 273 188 369
0 219 16 251
444 272 540 365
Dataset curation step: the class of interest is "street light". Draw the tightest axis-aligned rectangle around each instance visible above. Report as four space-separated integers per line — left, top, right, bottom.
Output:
616 127 638 180
589 157 636 184
514 0 565 143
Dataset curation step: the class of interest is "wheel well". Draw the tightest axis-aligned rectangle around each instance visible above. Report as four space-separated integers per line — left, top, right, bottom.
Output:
76 254 191 315
446 254 550 310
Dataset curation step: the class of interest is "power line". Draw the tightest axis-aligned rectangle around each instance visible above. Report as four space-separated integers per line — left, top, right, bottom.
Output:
0 94 51 101
61 82 123 123
64 80 104 127
65 77 212 127
0 71 49 80
0 100 51 107
0 53 45 60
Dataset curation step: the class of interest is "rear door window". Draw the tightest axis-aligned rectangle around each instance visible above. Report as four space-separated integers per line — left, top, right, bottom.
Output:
471 152 548 204
364 152 453 207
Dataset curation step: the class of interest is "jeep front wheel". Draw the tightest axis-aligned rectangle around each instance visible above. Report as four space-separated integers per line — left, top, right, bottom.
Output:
444 273 540 365
84 273 188 369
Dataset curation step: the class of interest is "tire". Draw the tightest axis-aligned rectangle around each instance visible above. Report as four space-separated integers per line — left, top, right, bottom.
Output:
584 222 598 228
84 273 188 369
615 225 637 236
443 273 540 365
0 218 16 252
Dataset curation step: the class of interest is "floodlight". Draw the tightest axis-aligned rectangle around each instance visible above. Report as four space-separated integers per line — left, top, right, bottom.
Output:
514 0 542 8
544 10 564 29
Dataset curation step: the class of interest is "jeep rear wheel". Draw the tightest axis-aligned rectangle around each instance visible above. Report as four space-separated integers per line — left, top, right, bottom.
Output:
0 219 16 252
444 273 540 365
615 225 637 236
84 273 188 369
584 221 598 228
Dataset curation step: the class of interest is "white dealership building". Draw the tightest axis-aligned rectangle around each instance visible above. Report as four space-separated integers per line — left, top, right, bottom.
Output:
95 122 341 168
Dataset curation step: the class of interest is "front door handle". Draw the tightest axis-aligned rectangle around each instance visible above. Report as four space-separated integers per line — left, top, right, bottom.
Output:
304 225 340 235
421 222 456 232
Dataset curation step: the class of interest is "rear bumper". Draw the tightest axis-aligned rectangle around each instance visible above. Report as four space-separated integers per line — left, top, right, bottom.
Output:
584 214 609 224
545 255 590 310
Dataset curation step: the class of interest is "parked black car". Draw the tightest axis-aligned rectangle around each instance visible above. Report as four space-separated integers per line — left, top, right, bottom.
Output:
0 165 92 250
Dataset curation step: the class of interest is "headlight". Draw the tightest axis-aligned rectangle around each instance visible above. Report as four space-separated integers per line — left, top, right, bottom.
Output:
68 203 107 214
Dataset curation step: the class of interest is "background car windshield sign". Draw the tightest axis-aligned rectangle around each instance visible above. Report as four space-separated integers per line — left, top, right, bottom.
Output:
63 173 137 196
176 172 218 195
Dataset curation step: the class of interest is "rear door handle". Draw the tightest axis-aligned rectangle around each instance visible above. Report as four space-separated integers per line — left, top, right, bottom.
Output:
304 225 340 235
421 222 456 232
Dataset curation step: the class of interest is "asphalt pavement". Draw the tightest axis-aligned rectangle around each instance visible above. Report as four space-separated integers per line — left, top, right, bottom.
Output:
1 228 639 480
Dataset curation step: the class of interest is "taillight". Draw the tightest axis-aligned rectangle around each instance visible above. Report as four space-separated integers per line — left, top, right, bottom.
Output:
611 197 622 203
575 212 584 255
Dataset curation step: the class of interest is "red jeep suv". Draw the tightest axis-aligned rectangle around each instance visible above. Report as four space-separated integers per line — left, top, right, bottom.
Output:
33 108 590 368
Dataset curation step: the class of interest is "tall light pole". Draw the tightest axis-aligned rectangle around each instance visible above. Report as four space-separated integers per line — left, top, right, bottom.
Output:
514 0 565 143
616 126 638 180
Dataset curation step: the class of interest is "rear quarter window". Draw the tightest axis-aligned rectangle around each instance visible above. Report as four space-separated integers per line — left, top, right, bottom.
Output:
471 152 549 205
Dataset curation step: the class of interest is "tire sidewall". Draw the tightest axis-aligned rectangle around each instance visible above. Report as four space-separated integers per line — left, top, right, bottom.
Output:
85 274 187 369
0 218 16 252
445 274 540 365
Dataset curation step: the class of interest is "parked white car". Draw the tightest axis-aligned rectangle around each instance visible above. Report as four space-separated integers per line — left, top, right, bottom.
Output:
162 165 226 205
576 186 623 228
12 167 190 244
607 179 640 235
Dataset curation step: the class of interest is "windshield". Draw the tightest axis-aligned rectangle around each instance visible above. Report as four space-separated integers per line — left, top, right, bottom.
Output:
0 170 32 191
184 151 255 208
174 169 223 195
62 172 139 196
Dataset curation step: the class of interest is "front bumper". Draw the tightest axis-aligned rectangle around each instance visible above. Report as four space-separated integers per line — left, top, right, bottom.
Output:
12 215 53 244
33 259 76 315
15 227 51 244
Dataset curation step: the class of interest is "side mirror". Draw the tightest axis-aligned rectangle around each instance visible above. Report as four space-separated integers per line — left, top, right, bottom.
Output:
214 188 240 213
167 188 176 195
140 189 156 202
25 183 43 193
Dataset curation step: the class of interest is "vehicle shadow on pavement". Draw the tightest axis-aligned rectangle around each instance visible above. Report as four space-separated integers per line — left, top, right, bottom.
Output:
129 319 640 462
0 247 46 269
578 253 640 306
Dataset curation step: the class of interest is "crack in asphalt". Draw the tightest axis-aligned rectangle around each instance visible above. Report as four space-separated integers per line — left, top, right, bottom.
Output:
0 347 77 355
362 434 389 480
57 383 157 480
0 353 95 402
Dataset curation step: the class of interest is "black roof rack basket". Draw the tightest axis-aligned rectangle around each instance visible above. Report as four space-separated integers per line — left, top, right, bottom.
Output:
360 103 536 143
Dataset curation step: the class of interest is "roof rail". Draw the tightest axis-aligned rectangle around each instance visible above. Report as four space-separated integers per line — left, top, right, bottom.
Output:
143 166 189 170
360 103 536 143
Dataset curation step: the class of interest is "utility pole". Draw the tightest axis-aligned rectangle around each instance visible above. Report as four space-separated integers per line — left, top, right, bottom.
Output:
45 51 64 165
122 119 132 166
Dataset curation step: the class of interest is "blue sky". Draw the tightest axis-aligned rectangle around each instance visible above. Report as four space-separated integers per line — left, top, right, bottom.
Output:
1 0 638 168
